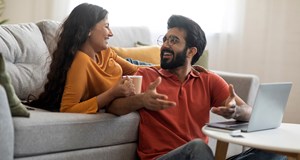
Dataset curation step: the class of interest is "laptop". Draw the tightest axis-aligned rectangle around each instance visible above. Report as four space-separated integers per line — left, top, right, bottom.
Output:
206 82 292 132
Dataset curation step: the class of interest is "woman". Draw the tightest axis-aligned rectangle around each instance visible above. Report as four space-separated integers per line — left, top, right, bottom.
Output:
28 3 138 113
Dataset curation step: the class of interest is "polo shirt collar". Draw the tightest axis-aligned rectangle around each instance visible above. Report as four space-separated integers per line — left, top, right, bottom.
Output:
156 65 208 78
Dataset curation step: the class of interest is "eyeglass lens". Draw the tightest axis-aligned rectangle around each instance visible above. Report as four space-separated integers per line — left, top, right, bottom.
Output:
157 35 180 46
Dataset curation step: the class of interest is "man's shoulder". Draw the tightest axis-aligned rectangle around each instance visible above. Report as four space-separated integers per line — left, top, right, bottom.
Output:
137 66 160 75
192 65 208 73
192 66 221 77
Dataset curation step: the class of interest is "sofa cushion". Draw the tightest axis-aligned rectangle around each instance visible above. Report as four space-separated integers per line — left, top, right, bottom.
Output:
0 23 50 100
13 110 140 157
17 143 137 160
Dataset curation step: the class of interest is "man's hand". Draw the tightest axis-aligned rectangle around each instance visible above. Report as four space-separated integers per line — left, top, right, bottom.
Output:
211 84 237 119
142 77 176 111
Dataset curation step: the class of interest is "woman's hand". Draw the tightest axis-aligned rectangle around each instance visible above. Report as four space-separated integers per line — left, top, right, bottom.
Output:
110 76 136 99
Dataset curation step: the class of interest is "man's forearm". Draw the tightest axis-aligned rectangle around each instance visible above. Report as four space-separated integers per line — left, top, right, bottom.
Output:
107 94 145 116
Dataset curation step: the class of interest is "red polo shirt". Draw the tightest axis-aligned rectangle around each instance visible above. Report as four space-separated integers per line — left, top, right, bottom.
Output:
136 66 229 160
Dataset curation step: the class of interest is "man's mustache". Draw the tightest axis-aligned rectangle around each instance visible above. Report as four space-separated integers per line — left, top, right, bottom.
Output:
160 48 174 56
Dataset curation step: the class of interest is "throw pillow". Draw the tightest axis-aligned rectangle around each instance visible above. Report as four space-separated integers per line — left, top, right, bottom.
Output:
0 23 50 100
194 50 209 69
111 45 161 65
0 54 30 117
111 45 209 68
36 20 61 55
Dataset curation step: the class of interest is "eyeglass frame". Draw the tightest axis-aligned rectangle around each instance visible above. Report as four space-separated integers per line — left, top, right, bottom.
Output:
157 35 186 46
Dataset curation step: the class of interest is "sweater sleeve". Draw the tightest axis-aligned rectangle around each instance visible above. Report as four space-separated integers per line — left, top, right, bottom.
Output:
109 48 139 75
60 53 98 114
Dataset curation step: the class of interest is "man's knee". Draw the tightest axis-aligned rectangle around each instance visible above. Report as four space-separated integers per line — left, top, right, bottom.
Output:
188 139 207 148
187 139 212 153
185 139 214 160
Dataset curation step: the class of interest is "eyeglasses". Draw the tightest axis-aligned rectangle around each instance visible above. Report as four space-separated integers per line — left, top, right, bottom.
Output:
157 35 181 46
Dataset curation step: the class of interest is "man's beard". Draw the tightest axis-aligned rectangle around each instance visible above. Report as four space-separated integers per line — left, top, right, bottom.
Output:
160 47 188 69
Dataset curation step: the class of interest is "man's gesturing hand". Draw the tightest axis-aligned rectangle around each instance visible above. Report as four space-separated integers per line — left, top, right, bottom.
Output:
211 84 237 119
142 77 176 111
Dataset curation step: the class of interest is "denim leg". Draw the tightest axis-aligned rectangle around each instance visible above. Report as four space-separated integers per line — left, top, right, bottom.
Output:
228 148 287 160
157 138 214 160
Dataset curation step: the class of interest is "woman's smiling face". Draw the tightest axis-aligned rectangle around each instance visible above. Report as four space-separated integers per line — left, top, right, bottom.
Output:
88 15 113 52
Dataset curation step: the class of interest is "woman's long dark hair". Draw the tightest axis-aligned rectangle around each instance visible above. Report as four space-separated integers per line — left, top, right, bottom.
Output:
28 3 108 111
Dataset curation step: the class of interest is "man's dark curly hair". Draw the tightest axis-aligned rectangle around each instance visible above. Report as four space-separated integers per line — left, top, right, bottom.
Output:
167 15 206 65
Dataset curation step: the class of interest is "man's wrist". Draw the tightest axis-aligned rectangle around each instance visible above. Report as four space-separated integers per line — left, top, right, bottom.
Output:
231 105 239 119
232 104 251 121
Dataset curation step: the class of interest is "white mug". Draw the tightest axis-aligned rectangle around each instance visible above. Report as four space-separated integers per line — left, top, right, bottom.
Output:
123 75 143 94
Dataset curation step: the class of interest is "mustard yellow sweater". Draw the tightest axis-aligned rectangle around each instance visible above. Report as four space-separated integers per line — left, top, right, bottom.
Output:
60 48 138 113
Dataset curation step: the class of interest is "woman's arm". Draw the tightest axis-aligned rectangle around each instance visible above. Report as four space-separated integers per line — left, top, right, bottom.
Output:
107 77 176 115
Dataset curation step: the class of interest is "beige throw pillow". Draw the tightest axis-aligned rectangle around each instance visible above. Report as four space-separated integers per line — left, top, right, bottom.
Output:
111 45 161 65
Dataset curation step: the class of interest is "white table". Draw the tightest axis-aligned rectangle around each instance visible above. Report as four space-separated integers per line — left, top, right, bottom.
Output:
202 123 300 160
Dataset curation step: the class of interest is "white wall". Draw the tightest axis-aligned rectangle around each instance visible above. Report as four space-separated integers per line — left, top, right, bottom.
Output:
2 0 300 124
2 0 69 23
209 0 300 124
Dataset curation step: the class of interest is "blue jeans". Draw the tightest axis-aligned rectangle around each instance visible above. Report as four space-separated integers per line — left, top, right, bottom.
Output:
227 148 287 160
156 139 214 160
156 139 287 160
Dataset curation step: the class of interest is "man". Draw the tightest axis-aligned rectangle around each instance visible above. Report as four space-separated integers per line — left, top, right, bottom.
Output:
107 15 286 160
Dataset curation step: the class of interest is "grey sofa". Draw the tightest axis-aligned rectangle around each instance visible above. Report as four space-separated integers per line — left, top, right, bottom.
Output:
0 20 259 160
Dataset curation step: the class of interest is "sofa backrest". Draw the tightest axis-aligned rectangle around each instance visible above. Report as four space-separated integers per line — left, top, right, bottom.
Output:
36 20 154 49
109 26 153 47
36 20 61 57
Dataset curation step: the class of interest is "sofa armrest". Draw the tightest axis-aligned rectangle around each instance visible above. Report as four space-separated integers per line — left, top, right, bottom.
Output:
0 85 14 160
